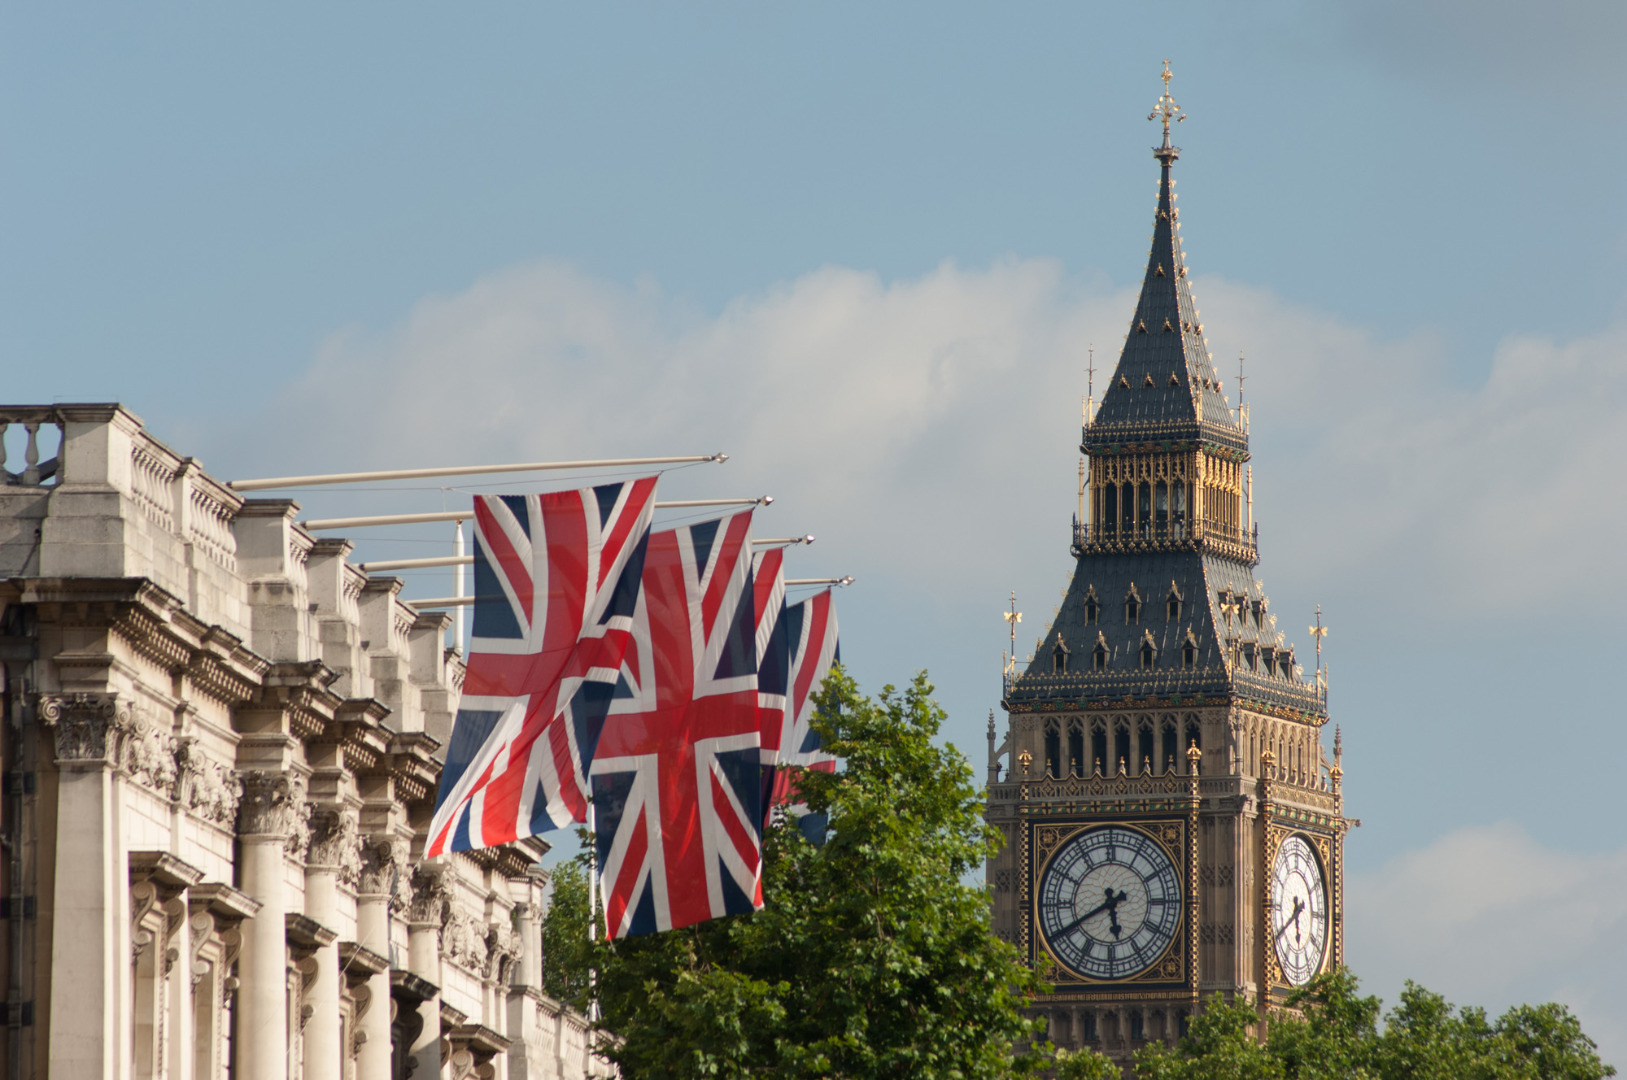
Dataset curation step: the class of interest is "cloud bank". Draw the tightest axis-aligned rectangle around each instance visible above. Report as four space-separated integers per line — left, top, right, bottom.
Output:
1348 824 1627 1066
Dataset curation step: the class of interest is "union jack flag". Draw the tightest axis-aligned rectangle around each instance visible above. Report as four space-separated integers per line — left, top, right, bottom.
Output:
591 510 763 939
751 548 789 821
426 477 658 857
766 588 840 824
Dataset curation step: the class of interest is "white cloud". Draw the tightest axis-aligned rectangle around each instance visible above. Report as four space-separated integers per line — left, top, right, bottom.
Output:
1348 823 1627 1067
255 257 1627 619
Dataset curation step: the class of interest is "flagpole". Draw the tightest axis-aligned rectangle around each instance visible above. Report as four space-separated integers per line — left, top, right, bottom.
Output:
586 801 602 1024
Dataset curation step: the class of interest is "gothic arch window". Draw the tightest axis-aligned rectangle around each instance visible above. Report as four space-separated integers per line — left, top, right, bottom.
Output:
1125 585 1142 625
1138 481 1153 537
1185 718 1202 762
1103 484 1119 537
1044 719 1061 779
1161 717 1178 772
1171 479 1187 538
1154 481 1169 538
1166 582 1183 621
1114 720 1131 774
1067 719 1085 778
1138 719 1155 774
1092 633 1109 671
1139 631 1157 669
1083 586 1100 625
1091 722 1108 776
1051 638 1071 674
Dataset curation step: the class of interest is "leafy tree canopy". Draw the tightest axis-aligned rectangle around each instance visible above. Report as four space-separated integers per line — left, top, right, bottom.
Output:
544 667 1051 1080
1134 969 1614 1080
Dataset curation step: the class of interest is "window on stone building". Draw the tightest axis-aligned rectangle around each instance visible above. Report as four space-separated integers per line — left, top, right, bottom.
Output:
1186 719 1202 762
1044 722 1061 779
1051 639 1069 674
1172 480 1187 538
1166 586 1182 621
1125 587 1141 624
1138 482 1153 537
1068 723 1085 779
1155 481 1169 538
1114 722 1131 774
1182 634 1197 669
1091 725 1108 776
1162 719 1179 772
1140 639 1155 668
1131 1011 1145 1041
1081 1012 1098 1041
1103 485 1118 537
1138 723 1155 774
1092 638 1108 671
1084 590 1100 624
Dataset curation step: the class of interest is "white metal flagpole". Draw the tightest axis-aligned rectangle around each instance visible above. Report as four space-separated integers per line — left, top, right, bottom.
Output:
453 520 465 652
229 452 728 492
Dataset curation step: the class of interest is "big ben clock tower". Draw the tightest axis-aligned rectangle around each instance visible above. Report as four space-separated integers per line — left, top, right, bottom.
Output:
985 64 1353 1062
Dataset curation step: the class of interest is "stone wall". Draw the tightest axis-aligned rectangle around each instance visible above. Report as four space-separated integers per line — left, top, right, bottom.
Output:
0 404 607 1080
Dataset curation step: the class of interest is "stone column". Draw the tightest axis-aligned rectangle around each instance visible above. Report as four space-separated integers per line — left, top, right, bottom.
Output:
41 693 131 1080
408 863 450 1080
356 838 405 1080
237 772 300 1080
304 808 357 1080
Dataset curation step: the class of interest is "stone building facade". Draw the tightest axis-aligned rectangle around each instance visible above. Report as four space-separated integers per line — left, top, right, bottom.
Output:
987 80 1353 1066
0 404 604 1079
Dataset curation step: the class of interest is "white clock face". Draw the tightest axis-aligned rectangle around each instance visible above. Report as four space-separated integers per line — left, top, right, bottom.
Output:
1270 835 1328 985
1036 825 1182 980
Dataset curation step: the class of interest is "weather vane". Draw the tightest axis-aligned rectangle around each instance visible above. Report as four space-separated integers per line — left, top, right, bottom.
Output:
1148 59 1186 146
1309 605 1330 699
1003 591 1023 675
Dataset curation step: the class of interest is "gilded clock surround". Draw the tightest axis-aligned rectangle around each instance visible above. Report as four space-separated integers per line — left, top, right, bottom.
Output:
984 65 1354 1062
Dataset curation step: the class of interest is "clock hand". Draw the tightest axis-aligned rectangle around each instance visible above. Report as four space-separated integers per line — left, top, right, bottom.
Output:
1274 897 1306 943
1055 888 1130 940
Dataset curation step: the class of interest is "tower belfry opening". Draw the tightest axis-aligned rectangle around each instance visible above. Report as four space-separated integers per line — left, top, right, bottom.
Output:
985 62 1352 1066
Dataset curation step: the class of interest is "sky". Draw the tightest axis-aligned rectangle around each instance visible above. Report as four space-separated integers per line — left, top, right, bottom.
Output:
5 0 1626 1062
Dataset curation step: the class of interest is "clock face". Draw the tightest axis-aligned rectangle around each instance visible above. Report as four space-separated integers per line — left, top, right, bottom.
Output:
1270 835 1328 986
1036 825 1183 981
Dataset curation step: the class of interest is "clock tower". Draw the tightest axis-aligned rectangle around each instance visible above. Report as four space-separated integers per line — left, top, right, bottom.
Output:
985 65 1353 1063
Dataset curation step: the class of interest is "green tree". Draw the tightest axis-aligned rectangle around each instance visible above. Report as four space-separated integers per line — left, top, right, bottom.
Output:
539 858 593 1011
1127 971 1615 1080
545 667 1050 1079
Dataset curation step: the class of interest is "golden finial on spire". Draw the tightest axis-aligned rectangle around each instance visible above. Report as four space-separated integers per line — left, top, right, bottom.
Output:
1149 59 1186 158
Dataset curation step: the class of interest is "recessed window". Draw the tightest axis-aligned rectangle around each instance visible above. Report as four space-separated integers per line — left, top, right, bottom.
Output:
1182 635 1197 669
1044 721 1061 779
1140 640 1156 669
1068 722 1085 778
1052 639 1070 674
1166 583 1183 621
1125 587 1142 624
1084 588 1100 625
1091 725 1108 775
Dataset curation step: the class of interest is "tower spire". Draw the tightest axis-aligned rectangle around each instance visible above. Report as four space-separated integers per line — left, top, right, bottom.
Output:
1149 59 1185 163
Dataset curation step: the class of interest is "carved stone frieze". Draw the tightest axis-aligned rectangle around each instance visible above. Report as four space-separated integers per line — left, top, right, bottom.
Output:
120 707 178 794
440 903 489 974
306 807 362 886
175 739 241 827
38 692 133 767
484 923 522 982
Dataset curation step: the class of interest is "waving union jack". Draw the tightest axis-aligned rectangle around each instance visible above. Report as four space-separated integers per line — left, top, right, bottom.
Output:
591 510 763 939
426 477 658 857
766 587 840 823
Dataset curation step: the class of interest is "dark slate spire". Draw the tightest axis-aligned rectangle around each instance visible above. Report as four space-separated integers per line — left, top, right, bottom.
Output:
1086 64 1245 454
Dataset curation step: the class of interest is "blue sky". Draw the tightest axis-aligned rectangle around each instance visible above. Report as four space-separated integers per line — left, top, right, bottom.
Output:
6 1 1627 1060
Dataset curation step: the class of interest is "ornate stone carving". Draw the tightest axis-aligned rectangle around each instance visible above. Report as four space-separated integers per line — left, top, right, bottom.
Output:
120 707 178 794
358 835 411 904
306 807 362 886
440 903 489 974
175 739 241 827
408 863 451 927
237 771 305 842
38 692 133 767
484 923 522 982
